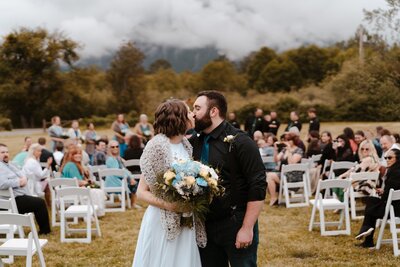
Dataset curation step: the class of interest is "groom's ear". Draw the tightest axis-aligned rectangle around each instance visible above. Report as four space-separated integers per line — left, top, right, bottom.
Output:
209 106 219 118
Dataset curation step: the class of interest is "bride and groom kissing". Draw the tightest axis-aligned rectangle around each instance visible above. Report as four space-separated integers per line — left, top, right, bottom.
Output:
132 91 267 267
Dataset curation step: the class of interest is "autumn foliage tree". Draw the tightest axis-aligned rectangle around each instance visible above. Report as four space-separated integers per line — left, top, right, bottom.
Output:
0 27 79 127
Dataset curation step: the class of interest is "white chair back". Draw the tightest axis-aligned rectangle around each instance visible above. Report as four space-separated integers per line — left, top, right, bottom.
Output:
98 168 131 212
376 189 400 256
278 163 310 208
328 161 357 179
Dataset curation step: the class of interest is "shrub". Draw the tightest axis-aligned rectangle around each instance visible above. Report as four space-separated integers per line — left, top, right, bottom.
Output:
0 117 13 131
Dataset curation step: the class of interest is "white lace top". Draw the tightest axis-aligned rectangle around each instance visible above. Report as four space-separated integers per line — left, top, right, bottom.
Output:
140 134 207 247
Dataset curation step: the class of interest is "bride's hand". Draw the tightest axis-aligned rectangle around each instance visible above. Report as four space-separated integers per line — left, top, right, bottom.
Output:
164 202 191 213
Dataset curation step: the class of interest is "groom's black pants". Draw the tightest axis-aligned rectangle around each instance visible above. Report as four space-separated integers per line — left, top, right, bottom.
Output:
199 210 258 267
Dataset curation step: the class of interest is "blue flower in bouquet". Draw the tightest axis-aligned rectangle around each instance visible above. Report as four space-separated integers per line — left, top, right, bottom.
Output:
196 177 208 187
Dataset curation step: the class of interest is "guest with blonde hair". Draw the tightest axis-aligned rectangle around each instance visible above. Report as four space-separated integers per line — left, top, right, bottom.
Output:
22 143 52 204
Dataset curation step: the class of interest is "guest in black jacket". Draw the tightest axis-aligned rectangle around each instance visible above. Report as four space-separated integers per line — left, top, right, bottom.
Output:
355 148 400 248
123 134 143 174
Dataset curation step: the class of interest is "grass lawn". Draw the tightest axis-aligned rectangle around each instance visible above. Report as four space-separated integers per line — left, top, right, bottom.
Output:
2 122 400 266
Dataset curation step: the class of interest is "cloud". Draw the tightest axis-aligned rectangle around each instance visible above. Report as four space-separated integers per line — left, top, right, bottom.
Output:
0 0 387 60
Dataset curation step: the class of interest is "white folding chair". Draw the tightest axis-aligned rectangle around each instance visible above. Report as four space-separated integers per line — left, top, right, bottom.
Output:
0 213 47 267
58 187 101 243
311 154 322 163
278 164 310 208
98 168 131 212
123 159 141 181
0 189 24 239
48 178 79 227
328 161 357 180
375 189 400 256
349 172 379 220
88 165 107 185
261 156 274 164
309 179 351 236
0 199 21 264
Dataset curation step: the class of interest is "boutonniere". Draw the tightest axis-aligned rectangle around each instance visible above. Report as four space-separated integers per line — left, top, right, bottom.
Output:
224 134 237 152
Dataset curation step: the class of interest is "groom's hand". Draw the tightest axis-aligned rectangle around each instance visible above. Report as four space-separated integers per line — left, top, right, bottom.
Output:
235 226 253 249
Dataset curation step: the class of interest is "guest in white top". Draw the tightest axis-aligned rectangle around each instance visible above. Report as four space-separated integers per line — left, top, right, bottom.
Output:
67 120 82 144
22 143 52 205
53 142 64 167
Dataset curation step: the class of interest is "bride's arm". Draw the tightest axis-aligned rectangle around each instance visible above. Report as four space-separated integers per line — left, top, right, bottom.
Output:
137 176 177 212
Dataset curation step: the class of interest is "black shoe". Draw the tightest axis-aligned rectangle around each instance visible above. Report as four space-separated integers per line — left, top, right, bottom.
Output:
356 240 375 249
355 227 374 240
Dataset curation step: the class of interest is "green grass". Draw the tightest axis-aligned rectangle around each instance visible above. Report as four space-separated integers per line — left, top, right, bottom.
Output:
2 123 400 266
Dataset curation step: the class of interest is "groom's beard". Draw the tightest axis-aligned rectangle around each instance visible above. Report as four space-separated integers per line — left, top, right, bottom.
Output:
194 113 212 132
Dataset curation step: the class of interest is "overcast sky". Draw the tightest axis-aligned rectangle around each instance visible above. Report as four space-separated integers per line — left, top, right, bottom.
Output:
0 0 387 59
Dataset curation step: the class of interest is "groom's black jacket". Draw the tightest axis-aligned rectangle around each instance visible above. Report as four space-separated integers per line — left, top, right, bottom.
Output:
189 121 266 222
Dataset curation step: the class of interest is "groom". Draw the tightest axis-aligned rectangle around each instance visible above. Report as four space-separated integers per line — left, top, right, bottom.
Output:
190 91 266 267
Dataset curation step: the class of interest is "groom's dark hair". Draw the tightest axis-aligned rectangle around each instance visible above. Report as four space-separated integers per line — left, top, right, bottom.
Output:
197 91 227 119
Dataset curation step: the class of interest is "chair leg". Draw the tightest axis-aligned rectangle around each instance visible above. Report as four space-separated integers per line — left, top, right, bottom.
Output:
87 213 91 243
309 204 317 231
320 207 326 235
345 204 351 235
390 209 399 256
376 217 388 250
338 210 344 230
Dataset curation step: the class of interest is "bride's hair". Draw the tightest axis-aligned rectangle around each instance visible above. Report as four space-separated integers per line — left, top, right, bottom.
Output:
154 99 190 137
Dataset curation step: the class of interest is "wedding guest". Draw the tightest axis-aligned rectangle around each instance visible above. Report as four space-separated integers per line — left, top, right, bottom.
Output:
92 139 107 166
306 130 322 158
307 108 320 133
12 137 32 168
133 114 154 144
355 148 400 248
268 111 280 136
53 142 64 167
0 143 51 234
106 140 139 208
67 120 82 145
338 140 380 196
285 111 302 132
343 127 358 154
48 116 64 152
228 112 240 129
84 122 97 162
123 134 143 174
60 146 105 216
22 143 52 204
38 137 57 171
267 132 303 206
111 114 130 157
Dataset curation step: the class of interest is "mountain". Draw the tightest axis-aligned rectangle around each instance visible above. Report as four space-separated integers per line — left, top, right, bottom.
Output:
78 44 221 72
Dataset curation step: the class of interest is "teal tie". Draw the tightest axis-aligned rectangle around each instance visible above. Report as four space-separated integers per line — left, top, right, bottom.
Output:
201 135 211 164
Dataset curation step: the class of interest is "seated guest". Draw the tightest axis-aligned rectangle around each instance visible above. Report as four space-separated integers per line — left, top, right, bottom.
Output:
355 149 400 248
53 142 64 167
306 130 322 158
123 134 143 174
258 135 277 172
338 139 380 196
22 143 52 203
253 130 263 143
133 114 154 144
0 143 51 234
266 133 303 206
60 146 105 216
60 146 91 187
11 137 32 168
319 131 332 152
92 139 108 166
343 127 358 154
38 137 57 171
287 126 306 153
106 140 139 208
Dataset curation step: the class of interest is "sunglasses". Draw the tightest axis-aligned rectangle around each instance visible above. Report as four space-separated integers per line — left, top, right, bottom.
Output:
384 156 395 160
361 148 370 151
110 146 119 149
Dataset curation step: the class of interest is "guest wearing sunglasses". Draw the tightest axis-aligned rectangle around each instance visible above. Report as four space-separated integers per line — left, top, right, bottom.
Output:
355 148 400 248
105 140 139 208
338 140 380 196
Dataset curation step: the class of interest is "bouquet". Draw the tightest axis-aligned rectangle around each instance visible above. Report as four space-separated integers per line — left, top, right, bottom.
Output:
154 159 224 228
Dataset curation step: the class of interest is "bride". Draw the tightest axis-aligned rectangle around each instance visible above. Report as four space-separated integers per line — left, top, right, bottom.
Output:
132 99 205 267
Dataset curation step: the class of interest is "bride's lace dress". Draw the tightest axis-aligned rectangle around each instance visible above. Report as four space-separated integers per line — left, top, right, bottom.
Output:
132 141 201 267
